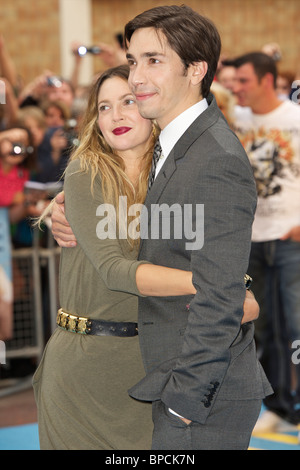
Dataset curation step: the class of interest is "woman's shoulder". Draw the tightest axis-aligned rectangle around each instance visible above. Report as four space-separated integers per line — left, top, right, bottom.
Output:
65 159 100 183
65 159 102 181
65 158 82 177
64 158 103 200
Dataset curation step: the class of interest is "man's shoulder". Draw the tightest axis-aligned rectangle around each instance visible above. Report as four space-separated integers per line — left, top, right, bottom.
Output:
232 105 253 127
280 99 300 117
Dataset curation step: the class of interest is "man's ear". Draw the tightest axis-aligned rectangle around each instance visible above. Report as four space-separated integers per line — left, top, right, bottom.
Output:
190 61 208 86
261 72 275 89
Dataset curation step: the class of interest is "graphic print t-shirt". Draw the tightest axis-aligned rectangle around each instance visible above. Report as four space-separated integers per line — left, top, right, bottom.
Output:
234 101 300 242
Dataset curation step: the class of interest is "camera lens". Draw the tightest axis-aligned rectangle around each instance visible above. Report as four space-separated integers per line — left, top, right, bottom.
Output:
12 144 24 156
10 142 32 157
78 46 87 56
47 76 63 88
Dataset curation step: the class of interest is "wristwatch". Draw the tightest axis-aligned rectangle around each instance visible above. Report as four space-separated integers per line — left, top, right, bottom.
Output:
244 274 252 290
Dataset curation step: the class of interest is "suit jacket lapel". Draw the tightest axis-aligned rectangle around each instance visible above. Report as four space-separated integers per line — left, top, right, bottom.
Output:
171 92 220 162
139 93 220 251
139 149 177 251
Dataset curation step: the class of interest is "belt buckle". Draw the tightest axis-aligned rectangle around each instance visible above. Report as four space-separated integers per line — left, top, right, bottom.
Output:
57 309 91 335
77 316 91 334
68 314 79 333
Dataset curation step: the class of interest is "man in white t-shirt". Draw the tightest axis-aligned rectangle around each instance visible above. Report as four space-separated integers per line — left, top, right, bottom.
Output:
230 52 300 436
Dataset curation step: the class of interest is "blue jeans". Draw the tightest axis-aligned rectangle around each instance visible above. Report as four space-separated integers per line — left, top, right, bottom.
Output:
248 239 300 424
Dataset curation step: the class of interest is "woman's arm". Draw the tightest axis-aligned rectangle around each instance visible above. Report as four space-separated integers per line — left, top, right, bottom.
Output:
136 264 195 296
52 168 260 321
57 164 197 297
136 264 259 323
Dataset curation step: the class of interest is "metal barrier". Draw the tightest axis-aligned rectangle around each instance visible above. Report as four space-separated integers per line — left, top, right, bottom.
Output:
0 228 60 397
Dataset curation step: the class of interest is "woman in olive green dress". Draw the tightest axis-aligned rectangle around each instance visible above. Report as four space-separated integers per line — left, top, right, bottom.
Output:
33 65 258 450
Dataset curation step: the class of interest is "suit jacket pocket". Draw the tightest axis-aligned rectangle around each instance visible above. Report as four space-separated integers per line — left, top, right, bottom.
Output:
128 357 176 402
218 337 271 400
230 322 254 362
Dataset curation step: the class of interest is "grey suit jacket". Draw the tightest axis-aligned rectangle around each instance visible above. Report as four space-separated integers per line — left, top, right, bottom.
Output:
129 94 272 424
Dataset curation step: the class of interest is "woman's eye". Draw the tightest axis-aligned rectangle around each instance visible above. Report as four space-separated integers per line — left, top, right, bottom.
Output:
125 98 135 105
99 105 109 112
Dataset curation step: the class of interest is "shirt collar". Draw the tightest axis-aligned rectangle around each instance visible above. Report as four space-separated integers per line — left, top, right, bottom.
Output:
159 98 208 158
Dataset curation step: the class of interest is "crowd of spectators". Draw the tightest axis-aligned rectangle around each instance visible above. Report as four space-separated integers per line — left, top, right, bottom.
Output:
216 43 300 436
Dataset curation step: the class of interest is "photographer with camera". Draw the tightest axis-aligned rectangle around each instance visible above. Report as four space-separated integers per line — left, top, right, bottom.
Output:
17 105 75 185
18 70 75 112
70 36 126 91
0 126 37 340
0 126 36 211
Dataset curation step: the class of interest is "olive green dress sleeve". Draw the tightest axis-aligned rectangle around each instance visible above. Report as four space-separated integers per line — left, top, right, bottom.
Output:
63 159 150 296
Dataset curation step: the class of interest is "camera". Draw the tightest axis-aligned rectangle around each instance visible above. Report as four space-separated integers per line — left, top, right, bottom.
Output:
272 51 281 62
10 142 34 157
63 119 80 148
47 76 63 88
77 45 101 56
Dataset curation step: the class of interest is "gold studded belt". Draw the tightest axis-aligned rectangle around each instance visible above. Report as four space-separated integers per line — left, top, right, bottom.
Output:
57 309 138 337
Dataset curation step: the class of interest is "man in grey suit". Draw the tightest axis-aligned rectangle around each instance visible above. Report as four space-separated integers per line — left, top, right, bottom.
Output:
123 5 272 450
51 5 272 450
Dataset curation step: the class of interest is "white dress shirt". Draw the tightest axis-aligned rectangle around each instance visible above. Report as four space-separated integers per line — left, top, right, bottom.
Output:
155 98 208 179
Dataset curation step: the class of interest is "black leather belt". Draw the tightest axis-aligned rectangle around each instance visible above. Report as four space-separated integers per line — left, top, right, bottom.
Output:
89 320 138 337
57 309 138 337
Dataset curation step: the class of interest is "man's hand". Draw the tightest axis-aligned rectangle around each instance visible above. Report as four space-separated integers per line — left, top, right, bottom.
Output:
180 417 192 425
241 289 259 324
280 226 300 243
51 191 77 247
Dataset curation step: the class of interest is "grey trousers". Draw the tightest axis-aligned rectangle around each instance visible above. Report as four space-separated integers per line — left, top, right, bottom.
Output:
151 399 262 450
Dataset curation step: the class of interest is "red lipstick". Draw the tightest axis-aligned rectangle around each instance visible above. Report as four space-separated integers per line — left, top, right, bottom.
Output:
112 127 131 135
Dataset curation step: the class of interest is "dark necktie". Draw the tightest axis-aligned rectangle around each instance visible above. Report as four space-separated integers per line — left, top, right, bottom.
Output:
148 139 162 190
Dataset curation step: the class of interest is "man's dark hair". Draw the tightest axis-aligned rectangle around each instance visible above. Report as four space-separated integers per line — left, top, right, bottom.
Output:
223 52 278 85
124 5 221 98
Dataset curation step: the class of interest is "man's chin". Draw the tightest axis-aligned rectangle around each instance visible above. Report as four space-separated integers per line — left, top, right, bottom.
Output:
237 98 249 108
137 106 157 120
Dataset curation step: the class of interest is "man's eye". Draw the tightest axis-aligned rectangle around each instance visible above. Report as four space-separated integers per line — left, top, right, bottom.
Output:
149 58 159 64
127 59 136 67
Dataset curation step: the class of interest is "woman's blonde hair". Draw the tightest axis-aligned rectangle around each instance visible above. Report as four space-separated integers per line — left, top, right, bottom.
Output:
210 81 235 128
38 65 158 247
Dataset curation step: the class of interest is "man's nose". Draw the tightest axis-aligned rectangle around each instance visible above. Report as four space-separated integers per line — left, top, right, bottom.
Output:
232 79 241 94
129 64 146 87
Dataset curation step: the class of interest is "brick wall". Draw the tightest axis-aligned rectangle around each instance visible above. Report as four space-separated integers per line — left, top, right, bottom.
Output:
1 0 299 86
1 0 60 84
91 0 300 77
